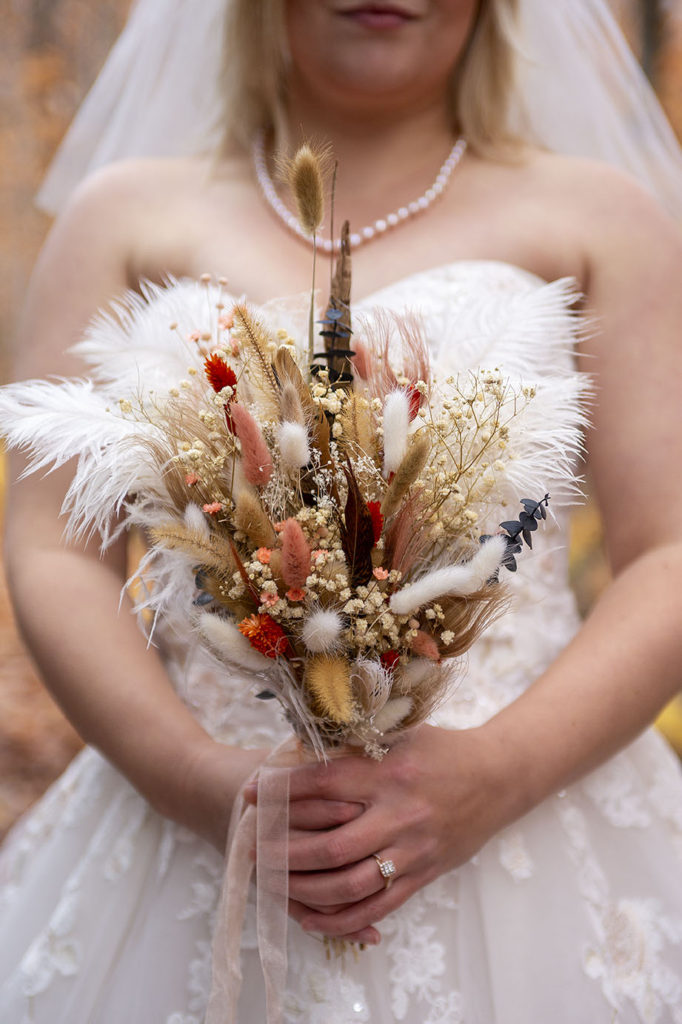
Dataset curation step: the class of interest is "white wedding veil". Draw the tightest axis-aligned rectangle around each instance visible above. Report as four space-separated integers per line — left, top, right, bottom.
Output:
36 0 682 221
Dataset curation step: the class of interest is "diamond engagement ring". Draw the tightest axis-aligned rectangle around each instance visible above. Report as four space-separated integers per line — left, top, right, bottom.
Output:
372 854 397 890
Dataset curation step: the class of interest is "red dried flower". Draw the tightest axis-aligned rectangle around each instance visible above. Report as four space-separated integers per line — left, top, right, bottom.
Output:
367 501 384 545
204 354 238 431
380 650 401 674
238 614 294 659
406 384 421 421
204 354 237 394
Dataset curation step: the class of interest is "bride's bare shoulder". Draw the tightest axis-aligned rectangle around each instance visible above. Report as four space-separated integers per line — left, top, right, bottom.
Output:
53 154 255 281
516 147 673 227
66 153 250 210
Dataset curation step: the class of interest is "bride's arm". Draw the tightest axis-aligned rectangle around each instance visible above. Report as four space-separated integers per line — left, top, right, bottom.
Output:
4 167 266 850
270 168 682 943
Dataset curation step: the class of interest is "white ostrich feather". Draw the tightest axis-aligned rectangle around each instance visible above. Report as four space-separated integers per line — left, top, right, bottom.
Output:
277 421 310 469
382 391 410 475
389 534 508 616
429 276 588 378
73 278 224 391
0 378 156 475
498 373 592 509
0 377 171 546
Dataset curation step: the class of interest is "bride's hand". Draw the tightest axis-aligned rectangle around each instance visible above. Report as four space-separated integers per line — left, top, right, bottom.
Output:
259 724 528 943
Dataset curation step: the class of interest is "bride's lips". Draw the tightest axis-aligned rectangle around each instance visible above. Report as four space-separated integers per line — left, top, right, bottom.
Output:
336 4 419 29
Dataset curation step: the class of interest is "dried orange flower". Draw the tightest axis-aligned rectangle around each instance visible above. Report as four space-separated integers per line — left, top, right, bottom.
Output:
286 588 306 602
238 614 293 659
185 472 199 486
256 547 272 564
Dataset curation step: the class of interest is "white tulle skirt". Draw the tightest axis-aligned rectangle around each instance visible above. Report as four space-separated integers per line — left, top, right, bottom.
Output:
2 726 682 1024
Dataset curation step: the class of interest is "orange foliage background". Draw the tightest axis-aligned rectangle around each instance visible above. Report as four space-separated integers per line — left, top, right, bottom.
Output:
0 0 681 838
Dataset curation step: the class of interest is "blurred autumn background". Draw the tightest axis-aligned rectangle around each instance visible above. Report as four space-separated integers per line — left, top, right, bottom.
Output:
1 0 681 839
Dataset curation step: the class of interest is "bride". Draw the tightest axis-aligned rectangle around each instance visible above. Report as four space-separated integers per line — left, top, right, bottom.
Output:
2 1 682 1021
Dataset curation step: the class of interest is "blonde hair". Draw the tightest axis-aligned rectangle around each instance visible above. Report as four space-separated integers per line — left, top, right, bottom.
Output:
220 0 521 156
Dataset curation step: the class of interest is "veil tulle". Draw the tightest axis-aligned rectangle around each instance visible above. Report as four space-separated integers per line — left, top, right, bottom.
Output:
36 0 682 221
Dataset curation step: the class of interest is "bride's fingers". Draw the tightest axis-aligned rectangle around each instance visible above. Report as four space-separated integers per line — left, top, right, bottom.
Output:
284 754 380 804
287 798 364 831
288 900 381 946
287 852 396 906
293 876 415 939
287 810 395 872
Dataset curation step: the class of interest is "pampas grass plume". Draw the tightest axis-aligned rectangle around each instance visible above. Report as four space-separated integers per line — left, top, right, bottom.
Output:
234 489 276 548
301 609 344 654
389 535 507 615
198 612 272 672
231 402 273 487
382 391 410 475
338 394 374 455
278 421 310 469
381 432 430 518
373 696 413 734
281 517 312 588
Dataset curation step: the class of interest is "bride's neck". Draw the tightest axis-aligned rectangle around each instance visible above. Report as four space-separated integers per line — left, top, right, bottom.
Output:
279 92 457 232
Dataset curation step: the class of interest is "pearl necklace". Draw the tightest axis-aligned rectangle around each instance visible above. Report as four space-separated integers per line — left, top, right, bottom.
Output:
252 133 467 253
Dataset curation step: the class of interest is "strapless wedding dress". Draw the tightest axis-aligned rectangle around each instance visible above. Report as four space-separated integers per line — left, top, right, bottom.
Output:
1 261 682 1024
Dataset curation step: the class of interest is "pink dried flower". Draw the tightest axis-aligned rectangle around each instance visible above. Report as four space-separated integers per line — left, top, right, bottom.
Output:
218 313 234 330
260 591 278 608
230 402 273 487
256 548 272 564
373 566 389 581
286 587 306 602
185 472 199 486
410 630 441 662
203 502 223 516
187 330 201 343
281 518 312 589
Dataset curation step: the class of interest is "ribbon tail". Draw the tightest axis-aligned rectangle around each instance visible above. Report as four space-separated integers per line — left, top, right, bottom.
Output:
205 797 257 1024
256 764 291 1024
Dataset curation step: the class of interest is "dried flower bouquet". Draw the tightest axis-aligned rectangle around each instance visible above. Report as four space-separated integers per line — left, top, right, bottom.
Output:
0 148 587 763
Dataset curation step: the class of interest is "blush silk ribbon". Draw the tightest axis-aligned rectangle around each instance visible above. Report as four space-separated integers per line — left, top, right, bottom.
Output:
205 739 297 1024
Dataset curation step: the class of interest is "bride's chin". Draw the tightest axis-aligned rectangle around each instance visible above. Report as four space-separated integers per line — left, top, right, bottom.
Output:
286 49 454 123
